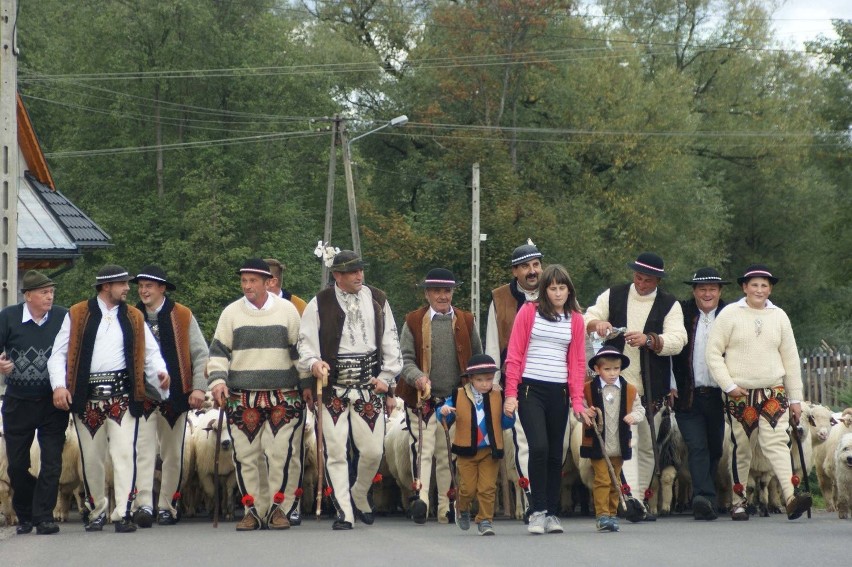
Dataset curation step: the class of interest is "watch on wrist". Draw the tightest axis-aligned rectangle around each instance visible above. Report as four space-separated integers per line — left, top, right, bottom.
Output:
645 336 653 348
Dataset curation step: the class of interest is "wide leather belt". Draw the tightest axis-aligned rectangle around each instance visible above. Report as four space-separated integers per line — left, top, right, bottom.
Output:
87 370 129 400
334 351 379 385
695 386 721 396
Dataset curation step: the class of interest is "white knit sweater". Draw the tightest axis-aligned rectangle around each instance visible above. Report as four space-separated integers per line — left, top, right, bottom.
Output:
705 298 802 401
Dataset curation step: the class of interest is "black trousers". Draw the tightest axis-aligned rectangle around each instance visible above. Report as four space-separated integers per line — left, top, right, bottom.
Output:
1 395 69 524
677 388 725 501
517 380 569 515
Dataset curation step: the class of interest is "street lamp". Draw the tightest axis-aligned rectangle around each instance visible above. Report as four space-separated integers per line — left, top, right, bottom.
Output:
342 115 408 256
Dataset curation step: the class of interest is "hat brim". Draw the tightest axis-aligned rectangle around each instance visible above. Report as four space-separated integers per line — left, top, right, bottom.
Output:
683 279 730 286
21 282 55 293
131 276 176 291
417 280 462 289
627 261 666 278
737 275 779 285
330 261 367 273
92 276 132 287
588 351 631 372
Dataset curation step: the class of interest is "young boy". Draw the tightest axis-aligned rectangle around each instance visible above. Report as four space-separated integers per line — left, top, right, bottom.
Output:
579 346 645 532
439 354 515 536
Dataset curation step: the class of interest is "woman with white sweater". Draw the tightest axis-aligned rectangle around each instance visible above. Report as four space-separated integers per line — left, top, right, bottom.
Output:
705 264 811 521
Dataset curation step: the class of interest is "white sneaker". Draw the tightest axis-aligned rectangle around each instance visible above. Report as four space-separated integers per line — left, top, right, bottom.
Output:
545 515 563 534
528 511 547 534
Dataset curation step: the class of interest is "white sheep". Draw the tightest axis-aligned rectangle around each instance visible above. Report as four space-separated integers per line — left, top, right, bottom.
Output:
191 409 237 521
834 432 852 519
819 409 852 513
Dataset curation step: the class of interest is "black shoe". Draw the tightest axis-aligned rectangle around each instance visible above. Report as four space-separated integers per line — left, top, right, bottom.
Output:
354 507 374 525
641 511 657 522
35 521 60 535
85 513 106 532
288 508 301 527
410 500 427 525
157 510 178 526
114 519 138 533
16 521 34 535
332 519 353 530
693 496 718 521
133 506 154 528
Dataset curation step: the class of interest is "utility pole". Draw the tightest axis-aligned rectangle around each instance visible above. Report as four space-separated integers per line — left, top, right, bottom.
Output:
339 123 361 258
0 0 19 307
471 163 480 330
320 116 338 288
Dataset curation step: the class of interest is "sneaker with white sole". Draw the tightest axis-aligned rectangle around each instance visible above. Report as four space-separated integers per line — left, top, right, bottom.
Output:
528 511 547 534
478 520 495 536
545 515 563 534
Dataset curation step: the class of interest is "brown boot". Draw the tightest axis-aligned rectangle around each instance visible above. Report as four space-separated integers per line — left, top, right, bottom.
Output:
236 513 260 531
786 493 812 520
268 508 291 530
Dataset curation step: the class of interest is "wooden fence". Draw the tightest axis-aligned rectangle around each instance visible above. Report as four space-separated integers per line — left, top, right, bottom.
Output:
801 345 851 409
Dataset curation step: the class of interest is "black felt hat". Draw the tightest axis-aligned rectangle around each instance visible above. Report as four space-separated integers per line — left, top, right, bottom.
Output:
683 267 730 286
736 264 779 286
330 250 367 273
626 252 667 278
588 345 631 372
132 265 176 291
464 354 499 376
20 270 55 293
417 268 461 288
93 265 132 287
236 258 272 277
510 240 543 267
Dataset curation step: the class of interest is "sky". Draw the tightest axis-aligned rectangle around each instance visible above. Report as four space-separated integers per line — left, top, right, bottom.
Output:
772 0 851 48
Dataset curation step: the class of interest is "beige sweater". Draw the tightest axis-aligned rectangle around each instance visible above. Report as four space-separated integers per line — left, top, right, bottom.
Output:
705 298 802 401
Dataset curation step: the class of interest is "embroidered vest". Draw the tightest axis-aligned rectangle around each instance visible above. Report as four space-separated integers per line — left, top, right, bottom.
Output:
66 298 147 415
580 377 636 460
606 283 676 401
451 386 504 459
316 284 387 386
137 298 194 413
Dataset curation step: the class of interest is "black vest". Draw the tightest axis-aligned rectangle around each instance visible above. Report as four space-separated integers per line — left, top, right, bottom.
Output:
606 283 676 402
581 377 633 460
671 298 727 412
137 298 190 415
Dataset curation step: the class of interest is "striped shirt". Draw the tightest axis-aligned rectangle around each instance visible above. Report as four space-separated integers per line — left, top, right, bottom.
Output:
521 312 573 384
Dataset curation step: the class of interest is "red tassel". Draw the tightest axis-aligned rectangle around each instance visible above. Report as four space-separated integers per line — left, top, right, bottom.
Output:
518 477 530 489
791 475 800 487
372 473 383 484
172 491 181 501
273 491 285 504
323 486 333 497
241 494 255 507
447 487 456 500
644 488 654 501
621 484 631 495
294 488 303 498
733 482 745 496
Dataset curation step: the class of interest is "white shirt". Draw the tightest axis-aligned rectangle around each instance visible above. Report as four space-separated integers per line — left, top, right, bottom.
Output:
47 297 169 399
429 306 454 320
22 304 49 326
692 308 716 388
243 292 275 311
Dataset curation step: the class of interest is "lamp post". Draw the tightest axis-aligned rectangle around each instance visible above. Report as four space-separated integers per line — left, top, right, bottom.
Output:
341 115 408 256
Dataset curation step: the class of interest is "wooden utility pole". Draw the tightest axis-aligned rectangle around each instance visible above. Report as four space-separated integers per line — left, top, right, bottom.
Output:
471 163 480 330
320 116 339 288
340 123 361 257
0 0 19 307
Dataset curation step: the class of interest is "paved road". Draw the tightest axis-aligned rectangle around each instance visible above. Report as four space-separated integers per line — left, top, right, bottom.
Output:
1 511 847 566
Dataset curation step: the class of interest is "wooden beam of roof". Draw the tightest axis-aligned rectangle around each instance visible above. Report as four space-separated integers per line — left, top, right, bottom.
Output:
17 92 55 189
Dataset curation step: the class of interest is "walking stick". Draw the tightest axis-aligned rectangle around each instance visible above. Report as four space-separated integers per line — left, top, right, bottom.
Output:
791 422 812 519
592 409 645 523
441 419 457 520
409 385 431 517
315 367 328 519
212 402 226 528
641 343 663 506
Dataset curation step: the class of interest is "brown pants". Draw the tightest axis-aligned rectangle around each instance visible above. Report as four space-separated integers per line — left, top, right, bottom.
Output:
592 456 623 517
457 448 500 523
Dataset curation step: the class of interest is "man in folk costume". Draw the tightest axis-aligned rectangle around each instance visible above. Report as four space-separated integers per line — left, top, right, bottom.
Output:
207 259 307 531
671 267 729 521
298 250 402 530
0 271 68 535
129 265 208 527
399 268 482 524
47 265 170 533
484 240 544 514
584 252 687 519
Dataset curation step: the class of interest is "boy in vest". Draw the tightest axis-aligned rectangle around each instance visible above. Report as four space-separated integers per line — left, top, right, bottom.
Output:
439 354 514 536
580 346 645 533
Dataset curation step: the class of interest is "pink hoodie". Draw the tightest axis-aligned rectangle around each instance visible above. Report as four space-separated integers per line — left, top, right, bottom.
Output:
503 302 587 410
